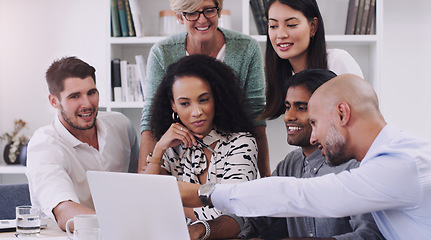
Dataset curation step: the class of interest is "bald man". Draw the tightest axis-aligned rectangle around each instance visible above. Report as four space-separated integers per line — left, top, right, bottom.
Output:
179 74 431 239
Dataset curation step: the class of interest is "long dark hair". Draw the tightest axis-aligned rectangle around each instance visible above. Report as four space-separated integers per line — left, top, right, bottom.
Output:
150 54 255 140
261 0 327 120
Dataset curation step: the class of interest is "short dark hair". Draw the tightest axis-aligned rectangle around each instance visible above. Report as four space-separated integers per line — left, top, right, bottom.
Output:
150 54 255 140
46 56 96 98
287 69 337 96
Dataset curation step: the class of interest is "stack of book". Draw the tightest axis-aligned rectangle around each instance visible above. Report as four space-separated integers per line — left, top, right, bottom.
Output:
345 0 376 35
249 0 268 35
111 55 146 102
111 0 143 37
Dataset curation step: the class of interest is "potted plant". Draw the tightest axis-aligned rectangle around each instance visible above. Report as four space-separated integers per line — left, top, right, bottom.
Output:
1 119 28 165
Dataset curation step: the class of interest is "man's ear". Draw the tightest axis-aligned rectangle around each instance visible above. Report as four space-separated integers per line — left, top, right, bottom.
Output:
337 102 351 126
49 94 60 109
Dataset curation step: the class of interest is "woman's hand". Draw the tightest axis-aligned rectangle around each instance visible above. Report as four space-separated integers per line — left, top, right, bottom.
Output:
153 123 203 158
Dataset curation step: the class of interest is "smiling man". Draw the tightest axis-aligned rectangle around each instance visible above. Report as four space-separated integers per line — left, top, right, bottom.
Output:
186 69 383 239
179 73 431 240
26 57 139 231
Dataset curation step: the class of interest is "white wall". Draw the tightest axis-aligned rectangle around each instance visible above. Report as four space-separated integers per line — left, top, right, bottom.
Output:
0 0 107 164
0 0 430 170
379 0 431 140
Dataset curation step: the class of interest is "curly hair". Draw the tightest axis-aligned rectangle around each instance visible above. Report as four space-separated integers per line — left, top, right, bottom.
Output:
150 54 254 140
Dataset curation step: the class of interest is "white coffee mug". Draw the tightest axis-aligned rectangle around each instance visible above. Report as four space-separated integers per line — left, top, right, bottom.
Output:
66 214 99 239
73 228 102 240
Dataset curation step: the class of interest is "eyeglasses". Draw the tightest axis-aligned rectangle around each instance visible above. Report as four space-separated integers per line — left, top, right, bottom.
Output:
182 7 219 21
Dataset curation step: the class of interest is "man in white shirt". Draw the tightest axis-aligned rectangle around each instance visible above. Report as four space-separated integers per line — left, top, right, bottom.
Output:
179 74 431 239
26 56 139 231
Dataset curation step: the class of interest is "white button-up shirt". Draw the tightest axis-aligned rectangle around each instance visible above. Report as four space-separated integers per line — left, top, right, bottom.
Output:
26 112 139 219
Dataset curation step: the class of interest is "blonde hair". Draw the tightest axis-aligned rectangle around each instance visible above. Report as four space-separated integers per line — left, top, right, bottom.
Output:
169 0 223 13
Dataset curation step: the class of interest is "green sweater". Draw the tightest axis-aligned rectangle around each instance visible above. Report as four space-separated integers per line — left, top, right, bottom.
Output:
140 28 266 132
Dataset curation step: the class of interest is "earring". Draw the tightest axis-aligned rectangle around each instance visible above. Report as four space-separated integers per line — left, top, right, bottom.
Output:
172 112 179 122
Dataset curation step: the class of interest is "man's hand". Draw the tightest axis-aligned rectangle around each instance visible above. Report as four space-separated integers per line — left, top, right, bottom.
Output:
53 201 96 231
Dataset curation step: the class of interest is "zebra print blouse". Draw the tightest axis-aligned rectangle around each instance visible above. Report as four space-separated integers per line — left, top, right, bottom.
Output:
162 129 258 220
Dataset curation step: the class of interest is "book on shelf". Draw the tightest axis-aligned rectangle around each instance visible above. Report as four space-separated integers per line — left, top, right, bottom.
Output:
117 0 129 37
366 0 376 34
345 0 359 35
128 0 144 37
123 0 136 37
120 60 130 101
127 64 144 102
360 0 371 34
250 0 268 35
345 0 376 35
354 0 365 34
111 0 144 37
110 0 121 37
111 59 122 102
135 55 146 99
111 57 145 103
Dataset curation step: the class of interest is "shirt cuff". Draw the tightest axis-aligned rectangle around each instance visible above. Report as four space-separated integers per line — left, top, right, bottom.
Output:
43 194 80 220
211 184 234 214
220 213 245 230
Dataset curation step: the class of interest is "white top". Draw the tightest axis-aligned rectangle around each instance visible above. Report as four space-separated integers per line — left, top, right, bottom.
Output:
163 130 258 220
211 124 431 240
26 112 139 220
327 49 364 78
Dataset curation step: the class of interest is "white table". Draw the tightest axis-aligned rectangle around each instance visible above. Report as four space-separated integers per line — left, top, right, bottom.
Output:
0 219 67 239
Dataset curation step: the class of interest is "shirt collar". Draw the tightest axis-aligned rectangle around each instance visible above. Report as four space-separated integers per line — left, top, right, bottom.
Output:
201 129 221 146
303 148 325 171
361 123 398 164
53 114 105 149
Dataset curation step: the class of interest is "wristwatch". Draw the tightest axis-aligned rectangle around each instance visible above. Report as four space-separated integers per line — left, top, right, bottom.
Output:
198 183 216 208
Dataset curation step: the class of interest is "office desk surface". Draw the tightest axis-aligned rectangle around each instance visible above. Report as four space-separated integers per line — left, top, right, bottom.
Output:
0 219 67 239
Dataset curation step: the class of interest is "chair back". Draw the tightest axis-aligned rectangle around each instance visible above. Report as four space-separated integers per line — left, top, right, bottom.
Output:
0 183 31 219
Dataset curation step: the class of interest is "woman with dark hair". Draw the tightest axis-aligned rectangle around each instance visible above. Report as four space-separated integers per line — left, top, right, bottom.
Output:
261 0 363 119
144 55 258 223
139 0 270 179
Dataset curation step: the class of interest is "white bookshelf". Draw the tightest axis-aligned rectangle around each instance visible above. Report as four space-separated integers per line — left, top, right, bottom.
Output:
104 0 382 109
104 0 382 169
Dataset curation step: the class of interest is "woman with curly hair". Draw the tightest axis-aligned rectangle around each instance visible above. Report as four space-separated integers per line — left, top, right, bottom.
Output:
144 54 258 222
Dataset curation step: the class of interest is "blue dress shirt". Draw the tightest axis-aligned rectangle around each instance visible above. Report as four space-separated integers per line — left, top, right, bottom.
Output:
212 124 431 240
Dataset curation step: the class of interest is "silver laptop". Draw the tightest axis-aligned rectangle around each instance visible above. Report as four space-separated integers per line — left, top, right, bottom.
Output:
87 171 190 240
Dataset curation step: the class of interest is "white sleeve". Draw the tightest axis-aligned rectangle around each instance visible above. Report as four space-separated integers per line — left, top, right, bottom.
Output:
26 138 79 220
211 155 419 218
327 49 364 78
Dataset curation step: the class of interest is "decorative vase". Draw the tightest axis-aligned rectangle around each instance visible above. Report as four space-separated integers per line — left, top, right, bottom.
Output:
19 143 28 166
3 142 27 165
